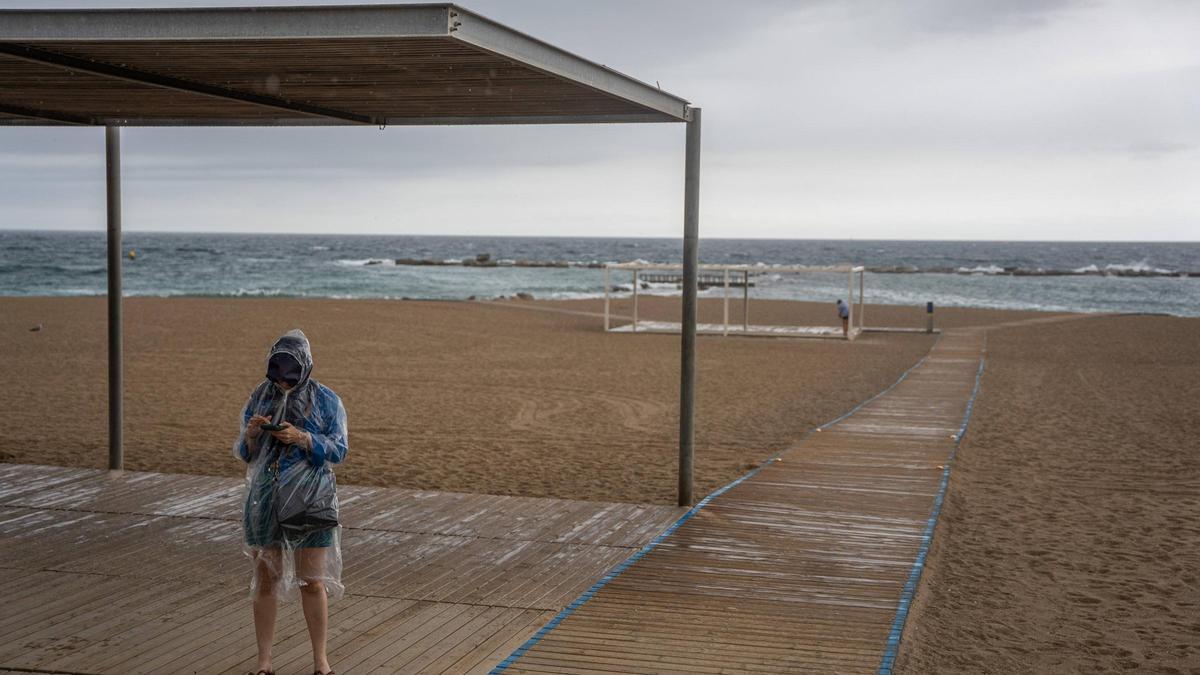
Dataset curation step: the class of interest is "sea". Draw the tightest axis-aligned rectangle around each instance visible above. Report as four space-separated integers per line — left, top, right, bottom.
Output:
2 231 1199 317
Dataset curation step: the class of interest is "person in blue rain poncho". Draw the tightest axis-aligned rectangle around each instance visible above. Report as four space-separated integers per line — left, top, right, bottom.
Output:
234 329 347 675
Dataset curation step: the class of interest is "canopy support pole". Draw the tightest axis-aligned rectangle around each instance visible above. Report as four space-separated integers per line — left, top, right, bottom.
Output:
678 107 701 507
106 125 123 471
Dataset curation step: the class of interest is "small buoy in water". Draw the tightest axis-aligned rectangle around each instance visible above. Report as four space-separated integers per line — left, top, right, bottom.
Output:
128 249 137 260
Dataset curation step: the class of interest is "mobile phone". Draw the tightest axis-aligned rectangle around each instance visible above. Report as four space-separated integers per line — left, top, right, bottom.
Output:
260 423 284 432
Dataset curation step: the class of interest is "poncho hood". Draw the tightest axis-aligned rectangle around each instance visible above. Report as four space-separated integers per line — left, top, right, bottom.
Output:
266 329 314 389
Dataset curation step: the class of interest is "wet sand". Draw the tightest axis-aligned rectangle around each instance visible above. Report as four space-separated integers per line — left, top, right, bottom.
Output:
896 313 1200 672
0 295 1020 505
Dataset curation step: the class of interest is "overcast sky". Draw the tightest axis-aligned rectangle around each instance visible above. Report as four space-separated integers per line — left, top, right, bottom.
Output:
1 0 1197 240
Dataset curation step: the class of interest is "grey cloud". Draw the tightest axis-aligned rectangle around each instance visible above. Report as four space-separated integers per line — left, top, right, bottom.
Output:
1 0 1198 239
1126 140 1195 159
896 0 1094 35
3 122 679 183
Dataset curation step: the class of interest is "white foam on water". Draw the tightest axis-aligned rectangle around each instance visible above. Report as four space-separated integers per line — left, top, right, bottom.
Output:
956 265 1006 275
1103 260 1174 274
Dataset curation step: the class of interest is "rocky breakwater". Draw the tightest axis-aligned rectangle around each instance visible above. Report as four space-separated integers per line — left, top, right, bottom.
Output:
394 253 604 269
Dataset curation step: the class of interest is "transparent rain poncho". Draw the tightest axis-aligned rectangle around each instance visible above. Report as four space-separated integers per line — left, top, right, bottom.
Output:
234 329 349 601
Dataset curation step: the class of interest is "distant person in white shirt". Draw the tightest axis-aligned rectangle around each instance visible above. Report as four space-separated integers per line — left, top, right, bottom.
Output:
836 299 849 337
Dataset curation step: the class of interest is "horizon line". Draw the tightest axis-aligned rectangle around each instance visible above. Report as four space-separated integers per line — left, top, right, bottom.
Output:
1 227 1198 244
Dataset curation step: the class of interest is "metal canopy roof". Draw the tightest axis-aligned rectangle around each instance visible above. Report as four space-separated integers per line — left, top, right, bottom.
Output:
0 3 691 126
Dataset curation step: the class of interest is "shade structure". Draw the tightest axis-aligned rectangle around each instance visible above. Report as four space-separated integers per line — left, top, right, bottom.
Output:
1 3 703 507
0 3 690 126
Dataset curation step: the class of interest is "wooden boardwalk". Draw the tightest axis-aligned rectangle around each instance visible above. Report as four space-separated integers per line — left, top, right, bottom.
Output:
0 465 684 674
497 330 987 673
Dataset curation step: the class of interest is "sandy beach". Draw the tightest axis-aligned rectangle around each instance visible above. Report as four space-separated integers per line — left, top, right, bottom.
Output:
2 295 1198 667
0 295 1006 504
896 313 1200 672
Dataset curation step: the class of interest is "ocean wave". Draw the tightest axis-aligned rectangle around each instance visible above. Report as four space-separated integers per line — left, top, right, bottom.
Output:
0 263 107 275
120 287 294 297
48 288 104 296
545 290 608 300
955 265 1007 275
222 288 288 297
867 263 1192 277
606 260 1192 277
1072 260 1175 276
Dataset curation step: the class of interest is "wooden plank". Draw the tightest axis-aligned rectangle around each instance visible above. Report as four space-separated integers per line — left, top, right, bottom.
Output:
0 460 678 674
422 606 534 673
501 332 987 673
266 597 419 675
56 582 248 672
459 609 556 675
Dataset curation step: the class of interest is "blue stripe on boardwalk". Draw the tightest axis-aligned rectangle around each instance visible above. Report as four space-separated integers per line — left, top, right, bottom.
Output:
491 339 943 674
877 345 987 675
490 449 769 673
818 334 940 431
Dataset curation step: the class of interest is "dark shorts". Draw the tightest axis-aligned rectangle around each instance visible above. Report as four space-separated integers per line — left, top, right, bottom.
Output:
244 466 334 549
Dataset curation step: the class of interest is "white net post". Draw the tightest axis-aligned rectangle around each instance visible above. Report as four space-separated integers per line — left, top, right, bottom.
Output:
632 269 639 332
846 268 854 340
722 268 730 336
743 270 750 331
603 265 611 331
858 268 865 334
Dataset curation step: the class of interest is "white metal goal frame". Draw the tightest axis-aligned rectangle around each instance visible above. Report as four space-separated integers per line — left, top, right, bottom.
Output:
603 262 866 340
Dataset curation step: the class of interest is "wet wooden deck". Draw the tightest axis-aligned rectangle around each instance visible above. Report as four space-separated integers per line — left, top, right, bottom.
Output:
0 465 684 674
498 330 987 673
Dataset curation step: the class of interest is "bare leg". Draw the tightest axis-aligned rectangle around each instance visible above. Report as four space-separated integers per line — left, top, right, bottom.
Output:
298 547 331 674
252 548 282 673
